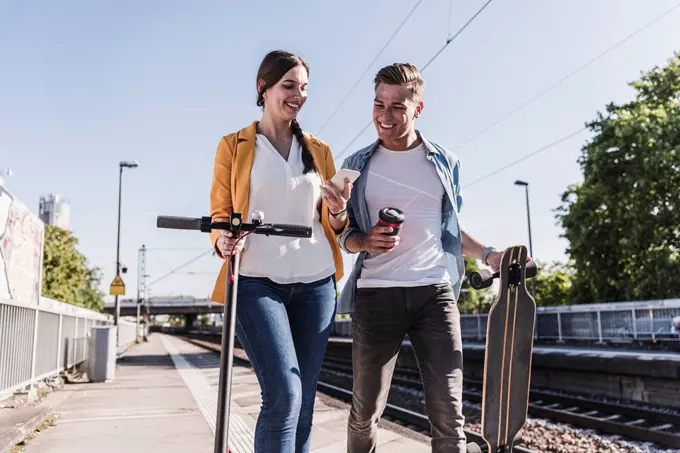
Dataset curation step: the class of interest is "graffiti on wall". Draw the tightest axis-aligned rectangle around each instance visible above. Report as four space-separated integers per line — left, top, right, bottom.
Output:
0 185 44 303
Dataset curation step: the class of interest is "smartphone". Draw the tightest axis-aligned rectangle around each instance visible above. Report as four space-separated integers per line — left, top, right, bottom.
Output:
330 169 361 191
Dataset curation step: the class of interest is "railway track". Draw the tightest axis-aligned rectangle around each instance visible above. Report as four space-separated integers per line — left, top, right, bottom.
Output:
180 335 536 453
322 356 680 449
182 332 680 449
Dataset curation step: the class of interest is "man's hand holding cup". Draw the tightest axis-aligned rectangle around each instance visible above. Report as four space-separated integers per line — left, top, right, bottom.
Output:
360 207 405 256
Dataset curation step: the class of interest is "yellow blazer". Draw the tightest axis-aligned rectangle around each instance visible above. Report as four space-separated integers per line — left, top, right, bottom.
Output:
208 120 346 304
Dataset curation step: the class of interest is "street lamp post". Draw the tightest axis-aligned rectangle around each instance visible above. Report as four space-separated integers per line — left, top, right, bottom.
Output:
114 161 139 330
514 180 536 299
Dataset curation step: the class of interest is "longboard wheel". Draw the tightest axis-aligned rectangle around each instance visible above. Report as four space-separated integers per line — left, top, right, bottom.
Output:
465 442 484 453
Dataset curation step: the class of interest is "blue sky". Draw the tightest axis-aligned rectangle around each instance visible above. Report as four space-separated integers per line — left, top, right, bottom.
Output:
2 0 679 302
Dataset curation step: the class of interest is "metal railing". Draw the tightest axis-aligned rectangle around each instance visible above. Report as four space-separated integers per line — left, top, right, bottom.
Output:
106 297 220 308
0 297 139 401
117 318 142 356
332 299 680 343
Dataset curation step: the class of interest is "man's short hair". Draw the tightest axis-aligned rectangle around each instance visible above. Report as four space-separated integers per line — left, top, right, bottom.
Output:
374 63 425 103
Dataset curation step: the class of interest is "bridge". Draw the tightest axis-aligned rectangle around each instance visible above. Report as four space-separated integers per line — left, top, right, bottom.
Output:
104 294 680 342
102 296 223 317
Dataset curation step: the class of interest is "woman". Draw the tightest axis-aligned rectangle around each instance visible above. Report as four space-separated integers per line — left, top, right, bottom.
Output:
208 50 351 453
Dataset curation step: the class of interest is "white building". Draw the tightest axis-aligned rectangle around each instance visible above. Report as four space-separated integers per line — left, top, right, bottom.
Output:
38 194 70 230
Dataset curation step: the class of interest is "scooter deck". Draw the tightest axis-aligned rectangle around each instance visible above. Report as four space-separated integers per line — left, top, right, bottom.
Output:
480 245 536 452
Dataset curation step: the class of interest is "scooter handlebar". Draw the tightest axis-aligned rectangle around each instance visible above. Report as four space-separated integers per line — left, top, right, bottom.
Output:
156 215 312 238
156 215 203 231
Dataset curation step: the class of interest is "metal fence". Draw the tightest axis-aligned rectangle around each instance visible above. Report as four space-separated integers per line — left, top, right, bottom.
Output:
0 297 139 401
332 299 680 343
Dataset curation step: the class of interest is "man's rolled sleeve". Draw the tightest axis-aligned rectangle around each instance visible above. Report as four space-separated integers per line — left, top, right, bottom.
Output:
338 155 362 254
338 196 360 254
339 226 359 254
453 158 464 214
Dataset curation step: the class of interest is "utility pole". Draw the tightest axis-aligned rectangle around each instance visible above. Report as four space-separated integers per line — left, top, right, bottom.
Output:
136 244 148 342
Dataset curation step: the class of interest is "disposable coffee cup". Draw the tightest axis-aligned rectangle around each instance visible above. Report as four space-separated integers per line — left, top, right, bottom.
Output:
378 207 405 236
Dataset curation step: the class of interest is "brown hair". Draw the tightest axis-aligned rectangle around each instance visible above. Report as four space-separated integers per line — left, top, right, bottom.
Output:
256 50 316 174
374 63 425 103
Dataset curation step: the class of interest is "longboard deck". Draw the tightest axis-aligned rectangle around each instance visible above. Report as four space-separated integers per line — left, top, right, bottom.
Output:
481 245 537 452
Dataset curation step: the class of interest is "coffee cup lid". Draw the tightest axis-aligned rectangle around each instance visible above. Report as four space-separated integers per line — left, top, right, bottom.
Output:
379 207 405 222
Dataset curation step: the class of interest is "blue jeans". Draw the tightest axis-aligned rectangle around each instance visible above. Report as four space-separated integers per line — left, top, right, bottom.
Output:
235 274 337 453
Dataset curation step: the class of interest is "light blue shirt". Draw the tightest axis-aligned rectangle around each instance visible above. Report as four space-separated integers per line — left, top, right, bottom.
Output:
337 131 465 314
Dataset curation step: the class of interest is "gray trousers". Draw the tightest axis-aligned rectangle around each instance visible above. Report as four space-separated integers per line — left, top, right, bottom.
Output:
347 283 467 453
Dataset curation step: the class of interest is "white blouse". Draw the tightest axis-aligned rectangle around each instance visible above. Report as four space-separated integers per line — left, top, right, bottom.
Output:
238 133 335 284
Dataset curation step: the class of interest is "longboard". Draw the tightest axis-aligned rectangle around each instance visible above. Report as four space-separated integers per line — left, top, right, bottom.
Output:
477 245 537 452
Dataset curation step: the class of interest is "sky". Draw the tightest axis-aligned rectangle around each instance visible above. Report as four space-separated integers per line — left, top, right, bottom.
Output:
2 0 679 303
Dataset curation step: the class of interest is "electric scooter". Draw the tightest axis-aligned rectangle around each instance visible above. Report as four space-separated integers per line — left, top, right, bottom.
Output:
157 211 312 453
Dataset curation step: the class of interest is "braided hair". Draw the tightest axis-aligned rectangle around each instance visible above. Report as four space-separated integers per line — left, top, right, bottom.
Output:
256 50 317 174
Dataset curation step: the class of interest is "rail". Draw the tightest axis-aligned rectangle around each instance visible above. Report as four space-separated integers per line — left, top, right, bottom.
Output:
332 298 680 344
182 334 538 453
322 355 680 449
0 297 139 402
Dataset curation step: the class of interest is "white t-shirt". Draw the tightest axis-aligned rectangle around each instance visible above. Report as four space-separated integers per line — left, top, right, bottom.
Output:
357 142 451 288
238 134 335 284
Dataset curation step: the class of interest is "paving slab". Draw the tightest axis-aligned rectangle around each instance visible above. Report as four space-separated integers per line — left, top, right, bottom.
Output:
163 334 431 452
15 334 431 453
20 335 214 453
0 387 72 453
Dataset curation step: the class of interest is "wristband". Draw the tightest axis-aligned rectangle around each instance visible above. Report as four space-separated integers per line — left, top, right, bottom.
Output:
330 208 347 218
481 246 496 265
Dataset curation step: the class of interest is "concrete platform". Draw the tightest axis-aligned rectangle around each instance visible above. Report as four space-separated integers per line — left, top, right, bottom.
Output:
20 334 214 453
161 334 430 452
20 334 429 453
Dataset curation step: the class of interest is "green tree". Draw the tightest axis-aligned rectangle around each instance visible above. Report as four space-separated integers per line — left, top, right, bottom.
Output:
533 260 574 307
42 224 104 311
460 256 492 314
555 52 680 303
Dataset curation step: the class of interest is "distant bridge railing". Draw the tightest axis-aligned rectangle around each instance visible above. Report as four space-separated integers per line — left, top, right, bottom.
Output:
111 297 218 306
0 298 139 402
332 299 680 344
103 297 222 315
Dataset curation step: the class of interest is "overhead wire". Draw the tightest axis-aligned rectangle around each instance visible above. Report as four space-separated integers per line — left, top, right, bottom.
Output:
147 251 175 276
146 249 213 288
459 3 680 188
332 1 679 177
144 247 217 279
451 1 680 151
332 0 495 165
462 126 588 188
447 0 454 42
144 247 212 251
315 0 426 136
171 272 216 276
420 0 493 72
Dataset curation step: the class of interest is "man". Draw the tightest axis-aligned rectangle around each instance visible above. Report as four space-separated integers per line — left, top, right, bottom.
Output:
337 63 506 453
